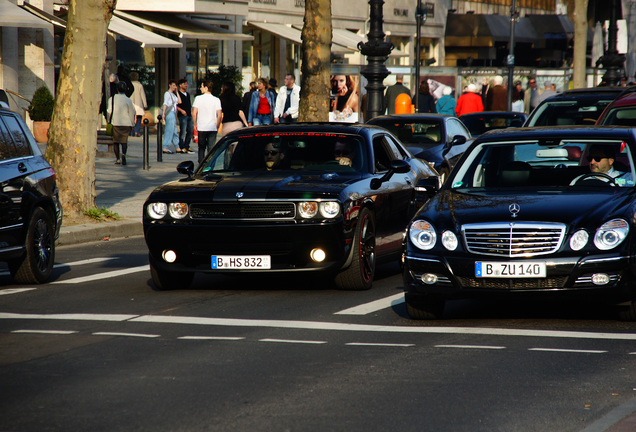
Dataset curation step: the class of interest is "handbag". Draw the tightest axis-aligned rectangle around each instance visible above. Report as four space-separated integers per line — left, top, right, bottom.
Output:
106 95 114 136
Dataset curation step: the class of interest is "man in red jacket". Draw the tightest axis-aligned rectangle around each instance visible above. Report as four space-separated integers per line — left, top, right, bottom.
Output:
455 83 484 116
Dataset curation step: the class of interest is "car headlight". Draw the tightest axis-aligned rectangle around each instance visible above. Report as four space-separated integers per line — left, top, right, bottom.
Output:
147 202 167 219
594 219 629 250
319 201 340 219
168 202 189 219
569 229 589 251
441 230 458 251
298 202 318 218
409 220 437 250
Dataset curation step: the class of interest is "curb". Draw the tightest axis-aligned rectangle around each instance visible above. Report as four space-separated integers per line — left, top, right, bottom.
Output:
56 219 143 246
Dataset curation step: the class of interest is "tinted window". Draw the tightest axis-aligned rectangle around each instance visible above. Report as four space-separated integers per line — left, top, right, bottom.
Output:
0 116 16 161
372 136 394 172
2 115 32 157
447 118 470 139
526 99 614 126
370 119 443 144
598 107 636 126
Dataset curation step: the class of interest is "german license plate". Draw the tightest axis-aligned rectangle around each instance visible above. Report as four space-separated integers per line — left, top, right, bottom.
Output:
475 261 546 278
211 255 271 269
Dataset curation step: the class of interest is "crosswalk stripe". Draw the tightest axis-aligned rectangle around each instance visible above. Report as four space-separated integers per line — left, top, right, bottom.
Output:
335 293 404 315
51 265 148 284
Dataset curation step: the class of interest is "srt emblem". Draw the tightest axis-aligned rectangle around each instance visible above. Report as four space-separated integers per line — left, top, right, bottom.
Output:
509 203 520 218
236 192 244 198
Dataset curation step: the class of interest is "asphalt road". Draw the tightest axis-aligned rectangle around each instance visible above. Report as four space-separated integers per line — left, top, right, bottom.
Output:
1 237 635 432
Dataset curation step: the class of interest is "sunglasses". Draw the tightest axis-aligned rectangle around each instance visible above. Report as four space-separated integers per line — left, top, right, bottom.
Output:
529 81 536 84
334 150 351 156
587 155 608 162
264 150 279 156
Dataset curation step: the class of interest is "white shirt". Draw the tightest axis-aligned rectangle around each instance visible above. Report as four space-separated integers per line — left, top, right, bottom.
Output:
192 93 223 131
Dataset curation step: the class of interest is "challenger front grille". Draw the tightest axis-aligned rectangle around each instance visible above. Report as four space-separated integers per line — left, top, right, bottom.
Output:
462 222 566 257
190 202 296 220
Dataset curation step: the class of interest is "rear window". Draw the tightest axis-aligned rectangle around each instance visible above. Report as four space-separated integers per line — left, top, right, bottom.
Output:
597 107 636 126
369 120 443 144
525 99 615 127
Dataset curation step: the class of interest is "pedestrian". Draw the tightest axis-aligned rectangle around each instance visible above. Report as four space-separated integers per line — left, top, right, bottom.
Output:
523 77 541 114
455 84 484 116
384 74 410 114
129 71 147 137
512 80 525 112
192 80 223 163
436 86 456 115
176 78 194 153
248 77 276 126
161 79 181 154
100 73 119 121
116 65 134 97
106 81 135 166
242 81 257 117
219 81 248 137
268 78 278 99
486 75 507 111
274 73 301 123
412 80 436 113
536 81 557 105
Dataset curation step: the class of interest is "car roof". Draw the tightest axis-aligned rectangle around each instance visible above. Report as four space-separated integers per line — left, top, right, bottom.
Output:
601 90 636 108
367 114 453 122
225 122 390 136
459 111 526 118
539 87 627 102
472 125 636 142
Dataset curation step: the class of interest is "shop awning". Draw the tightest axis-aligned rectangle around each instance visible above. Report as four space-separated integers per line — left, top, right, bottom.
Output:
525 14 574 39
251 22 350 53
445 14 538 47
0 0 50 28
115 10 253 41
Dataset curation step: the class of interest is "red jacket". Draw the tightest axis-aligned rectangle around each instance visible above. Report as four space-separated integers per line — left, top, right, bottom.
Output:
455 92 484 116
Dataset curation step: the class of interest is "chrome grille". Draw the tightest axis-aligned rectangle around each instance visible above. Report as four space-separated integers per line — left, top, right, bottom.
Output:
457 276 567 290
190 202 296 220
462 222 566 257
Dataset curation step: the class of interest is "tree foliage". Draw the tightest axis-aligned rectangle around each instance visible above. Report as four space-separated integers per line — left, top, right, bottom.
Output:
28 86 55 122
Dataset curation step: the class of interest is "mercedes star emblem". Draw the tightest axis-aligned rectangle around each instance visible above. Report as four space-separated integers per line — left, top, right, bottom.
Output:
236 192 244 198
509 203 520 218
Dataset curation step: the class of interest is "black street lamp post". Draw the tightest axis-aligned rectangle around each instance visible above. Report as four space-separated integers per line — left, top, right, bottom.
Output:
506 0 518 111
599 0 625 85
414 0 427 112
359 0 393 121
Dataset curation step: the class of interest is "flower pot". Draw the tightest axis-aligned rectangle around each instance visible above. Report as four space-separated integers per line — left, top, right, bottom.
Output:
32 121 51 143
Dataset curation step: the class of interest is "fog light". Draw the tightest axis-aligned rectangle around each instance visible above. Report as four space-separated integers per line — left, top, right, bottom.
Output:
421 273 438 284
310 248 326 262
162 250 177 263
591 273 610 285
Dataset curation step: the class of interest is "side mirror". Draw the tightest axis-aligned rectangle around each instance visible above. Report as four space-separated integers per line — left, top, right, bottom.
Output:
443 135 467 156
370 159 411 190
177 160 195 180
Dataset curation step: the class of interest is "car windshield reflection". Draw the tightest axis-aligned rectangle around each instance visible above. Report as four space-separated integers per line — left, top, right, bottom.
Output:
368 120 443 144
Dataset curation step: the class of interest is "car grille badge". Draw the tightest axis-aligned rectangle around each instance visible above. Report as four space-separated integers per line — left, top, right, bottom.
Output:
236 192 244 198
509 203 520 218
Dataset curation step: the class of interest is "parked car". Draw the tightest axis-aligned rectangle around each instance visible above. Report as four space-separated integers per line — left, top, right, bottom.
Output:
596 88 636 125
402 126 636 320
366 114 473 181
0 103 62 284
524 87 625 127
459 111 527 137
143 123 439 291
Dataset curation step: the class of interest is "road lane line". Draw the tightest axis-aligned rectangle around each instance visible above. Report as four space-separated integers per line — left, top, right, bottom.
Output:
346 342 414 347
93 332 159 338
435 344 506 350
0 312 137 321
0 288 37 296
178 336 245 341
528 348 607 354
54 257 118 268
259 338 327 344
335 293 404 315
11 329 78 335
51 265 148 284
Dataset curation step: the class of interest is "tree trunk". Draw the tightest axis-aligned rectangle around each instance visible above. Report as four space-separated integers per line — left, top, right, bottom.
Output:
572 0 589 88
299 0 332 122
45 0 116 218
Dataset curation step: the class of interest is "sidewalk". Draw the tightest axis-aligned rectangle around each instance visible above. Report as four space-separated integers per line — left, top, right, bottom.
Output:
53 134 196 246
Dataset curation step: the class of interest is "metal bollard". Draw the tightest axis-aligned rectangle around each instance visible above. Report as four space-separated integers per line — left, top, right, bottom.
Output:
142 118 150 170
156 114 163 162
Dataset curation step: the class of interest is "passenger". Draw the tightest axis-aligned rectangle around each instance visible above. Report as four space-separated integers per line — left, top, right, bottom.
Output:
573 144 633 185
263 142 285 170
334 141 355 167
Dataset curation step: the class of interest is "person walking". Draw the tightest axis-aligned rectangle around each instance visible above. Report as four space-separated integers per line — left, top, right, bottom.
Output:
106 81 135 166
412 80 436 113
455 84 484 116
129 71 147 137
219 81 248 137
248 77 276 126
274 73 301 123
192 80 223 163
512 81 525 112
176 79 194 153
523 77 541 114
436 87 456 115
486 75 507 111
242 81 257 118
384 74 410 114
161 79 181 154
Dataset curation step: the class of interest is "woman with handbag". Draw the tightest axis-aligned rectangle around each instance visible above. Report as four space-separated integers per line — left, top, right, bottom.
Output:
107 81 135 165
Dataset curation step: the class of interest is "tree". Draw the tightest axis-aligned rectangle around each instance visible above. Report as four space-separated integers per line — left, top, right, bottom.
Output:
298 0 332 122
45 0 116 219
570 0 589 88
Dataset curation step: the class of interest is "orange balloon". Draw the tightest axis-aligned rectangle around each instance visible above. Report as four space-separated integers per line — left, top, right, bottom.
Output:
395 93 412 114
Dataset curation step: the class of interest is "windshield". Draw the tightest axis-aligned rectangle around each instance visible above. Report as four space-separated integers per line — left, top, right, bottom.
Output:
199 131 367 174
598 107 636 126
461 115 525 136
370 120 443 144
526 99 614 126
451 139 635 189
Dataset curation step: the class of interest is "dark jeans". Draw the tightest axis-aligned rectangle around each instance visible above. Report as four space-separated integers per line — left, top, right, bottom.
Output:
197 130 218 163
179 115 193 151
131 115 143 136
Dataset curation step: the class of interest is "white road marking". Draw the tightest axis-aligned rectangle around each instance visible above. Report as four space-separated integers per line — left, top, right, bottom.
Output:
435 344 506 350
54 257 118 268
528 348 608 354
0 288 37 296
51 265 148 284
11 329 78 335
259 338 327 344
0 313 137 321
93 332 159 338
178 336 245 341
335 293 404 315
346 342 414 347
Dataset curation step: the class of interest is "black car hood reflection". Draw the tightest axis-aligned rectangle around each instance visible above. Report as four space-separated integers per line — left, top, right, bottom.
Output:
152 170 364 200
427 188 635 228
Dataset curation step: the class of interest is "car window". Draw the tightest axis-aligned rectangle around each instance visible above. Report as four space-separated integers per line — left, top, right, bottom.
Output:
369 119 443 144
372 136 395 172
385 135 409 159
0 116 17 161
200 131 367 174
451 139 635 188
598 107 636 126
526 99 614 126
447 118 470 139
1 115 32 158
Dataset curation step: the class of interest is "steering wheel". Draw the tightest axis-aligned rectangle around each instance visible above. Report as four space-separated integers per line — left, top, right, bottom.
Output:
571 172 617 186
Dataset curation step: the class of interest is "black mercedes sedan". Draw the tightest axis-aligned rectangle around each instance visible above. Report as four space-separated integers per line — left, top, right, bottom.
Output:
144 123 438 291
403 126 636 320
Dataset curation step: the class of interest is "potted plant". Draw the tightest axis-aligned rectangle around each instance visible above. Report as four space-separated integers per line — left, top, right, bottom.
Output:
28 85 55 143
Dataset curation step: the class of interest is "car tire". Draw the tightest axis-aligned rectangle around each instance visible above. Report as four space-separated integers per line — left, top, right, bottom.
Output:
149 254 194 291
334 208 375 290
9 207 55 284
405 294 445 320
617 300 636 321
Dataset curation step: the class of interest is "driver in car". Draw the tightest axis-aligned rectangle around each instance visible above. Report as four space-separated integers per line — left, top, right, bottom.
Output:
587 144 632 185
334 141 355 167
264 142 285 170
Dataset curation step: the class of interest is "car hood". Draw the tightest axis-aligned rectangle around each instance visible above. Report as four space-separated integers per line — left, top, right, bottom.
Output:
148 170 365 201
421 188 636 229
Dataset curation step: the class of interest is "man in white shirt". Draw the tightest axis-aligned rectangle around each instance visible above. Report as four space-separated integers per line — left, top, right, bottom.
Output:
192 80 223 163
274 74 301 124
